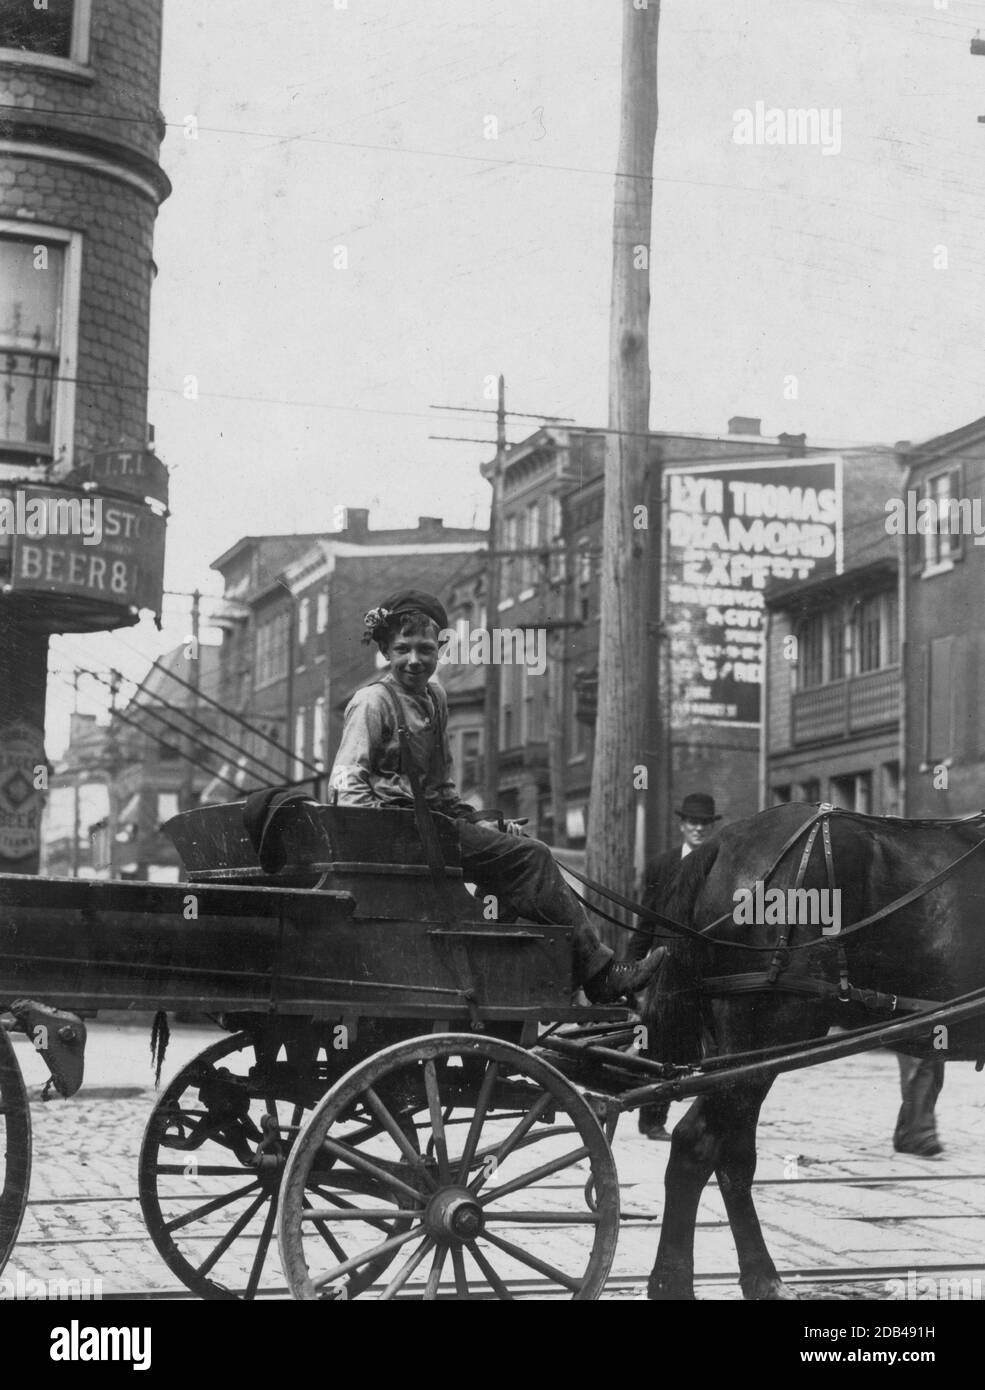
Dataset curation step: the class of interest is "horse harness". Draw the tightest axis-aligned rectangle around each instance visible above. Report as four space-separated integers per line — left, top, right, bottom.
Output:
700 804 985 1016
562 805 985 1019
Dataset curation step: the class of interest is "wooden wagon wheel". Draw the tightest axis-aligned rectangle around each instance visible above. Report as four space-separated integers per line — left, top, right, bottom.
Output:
277 1033 620 1300
0 1027 31 1279
138 1031 413 1300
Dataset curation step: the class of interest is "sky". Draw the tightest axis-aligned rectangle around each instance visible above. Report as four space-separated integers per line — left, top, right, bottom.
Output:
47 0 985 750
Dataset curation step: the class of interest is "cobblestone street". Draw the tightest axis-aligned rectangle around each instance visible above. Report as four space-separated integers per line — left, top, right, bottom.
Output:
5 1019 985 1301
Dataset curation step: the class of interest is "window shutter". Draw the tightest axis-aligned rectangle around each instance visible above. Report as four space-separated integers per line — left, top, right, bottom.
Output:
948 464 964 562
908 524 924 577
928 635 954 763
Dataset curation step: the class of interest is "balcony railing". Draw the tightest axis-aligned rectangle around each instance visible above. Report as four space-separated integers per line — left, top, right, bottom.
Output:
792 666 900 745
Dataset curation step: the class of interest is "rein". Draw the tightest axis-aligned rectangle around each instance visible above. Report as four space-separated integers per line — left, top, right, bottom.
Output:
558 800 985 961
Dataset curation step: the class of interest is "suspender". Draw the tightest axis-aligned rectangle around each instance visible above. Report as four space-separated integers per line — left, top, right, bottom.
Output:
379 681 483 1026
378 681 452 902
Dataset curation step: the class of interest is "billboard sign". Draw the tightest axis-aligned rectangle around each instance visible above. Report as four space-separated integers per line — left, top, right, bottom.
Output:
664 456 843 727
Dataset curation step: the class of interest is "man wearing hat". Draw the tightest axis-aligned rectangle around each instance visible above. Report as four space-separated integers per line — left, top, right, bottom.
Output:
629 792 723 1138
326 590 666 1004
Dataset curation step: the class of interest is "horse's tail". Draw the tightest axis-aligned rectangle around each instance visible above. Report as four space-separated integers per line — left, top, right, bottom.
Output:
639 839 719 1066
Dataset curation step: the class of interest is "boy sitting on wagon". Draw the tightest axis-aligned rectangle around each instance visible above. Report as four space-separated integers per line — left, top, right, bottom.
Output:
327 589 664 1004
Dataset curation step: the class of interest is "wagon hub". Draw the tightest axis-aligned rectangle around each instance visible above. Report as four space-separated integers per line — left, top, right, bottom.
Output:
424 1188 484 1243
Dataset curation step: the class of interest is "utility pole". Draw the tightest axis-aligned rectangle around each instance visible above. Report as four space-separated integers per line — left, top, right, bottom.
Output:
71 670 80 878
429 390 575 818
180 589 201 811
483 374 506 814
106 670 121 879
587 0 661 931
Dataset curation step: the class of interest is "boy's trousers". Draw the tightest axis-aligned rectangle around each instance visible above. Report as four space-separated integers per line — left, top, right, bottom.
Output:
457 820 613 984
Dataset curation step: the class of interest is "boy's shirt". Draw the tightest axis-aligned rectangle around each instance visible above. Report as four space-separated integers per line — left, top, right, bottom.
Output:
330 673 479 820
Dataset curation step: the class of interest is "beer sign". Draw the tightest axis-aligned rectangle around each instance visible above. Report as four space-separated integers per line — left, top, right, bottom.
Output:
3 484 167 625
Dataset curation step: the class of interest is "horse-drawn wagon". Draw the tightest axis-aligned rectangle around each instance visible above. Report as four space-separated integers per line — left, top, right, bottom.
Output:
0 798 982 1300
0 800 630 1300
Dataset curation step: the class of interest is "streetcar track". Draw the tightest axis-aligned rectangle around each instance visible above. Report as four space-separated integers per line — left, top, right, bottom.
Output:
18 1208 982 1244
25 1168 985 1208
19 1168 982 1295
92 1261 985 1301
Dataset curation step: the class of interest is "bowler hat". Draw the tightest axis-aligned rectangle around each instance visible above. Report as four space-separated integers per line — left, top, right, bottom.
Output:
675 793 722 823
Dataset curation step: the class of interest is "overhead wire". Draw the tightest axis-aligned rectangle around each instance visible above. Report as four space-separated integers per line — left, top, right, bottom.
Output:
49 671 247 797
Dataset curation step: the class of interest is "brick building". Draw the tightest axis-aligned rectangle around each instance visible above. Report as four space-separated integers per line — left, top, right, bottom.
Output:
494 420 822 855
899 416 985 818
763 450 903 815
0 0 171 871
441 567 487 809
480 431 573 836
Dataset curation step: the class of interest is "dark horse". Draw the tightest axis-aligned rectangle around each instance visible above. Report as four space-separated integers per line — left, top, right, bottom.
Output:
638 801 985 1301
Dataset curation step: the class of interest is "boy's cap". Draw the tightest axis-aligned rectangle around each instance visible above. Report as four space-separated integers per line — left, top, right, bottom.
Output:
377 590 449 631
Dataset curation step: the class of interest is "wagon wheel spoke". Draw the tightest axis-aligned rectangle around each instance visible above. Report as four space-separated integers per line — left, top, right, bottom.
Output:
164 1179 264 1233
307 1186 418 1235
196 1190 268 1279
244 1187 279 1300
455 1060 499 1182
362 1086 438 1192
479 1229 582 1293
140 1032 330 1302
278 1035 619 1302
478 1146 590 1206
468 1091 555 1194
450 1245 470 1299
423 1242 448 1301
302 1195 350 1263
483 1210 600 1224
467 1241 514 1299
310 1227 422 1290
319 1137 426 1205
377 1236 435 1301
426 1103 456 1164
423 1062 451 1183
